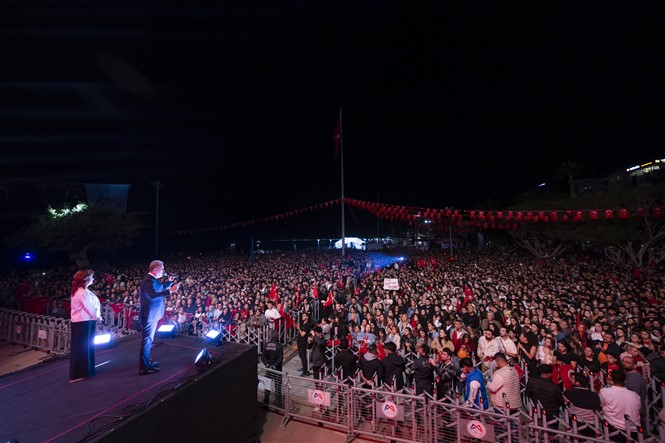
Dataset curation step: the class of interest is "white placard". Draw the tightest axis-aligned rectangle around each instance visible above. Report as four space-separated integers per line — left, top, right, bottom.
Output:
258 375 273 391
383 278 400 290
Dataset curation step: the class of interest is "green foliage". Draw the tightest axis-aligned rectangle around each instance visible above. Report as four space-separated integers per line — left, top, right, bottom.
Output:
6 204 145 262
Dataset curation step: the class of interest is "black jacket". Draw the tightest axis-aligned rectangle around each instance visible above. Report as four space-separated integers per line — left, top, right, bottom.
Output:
412 355 434 388
334 349 358 382
359 352 382 385
382 353 406 389
261 341 283 370
525 376 564 417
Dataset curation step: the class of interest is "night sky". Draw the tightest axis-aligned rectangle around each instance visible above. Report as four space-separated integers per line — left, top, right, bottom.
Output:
1 1 664 253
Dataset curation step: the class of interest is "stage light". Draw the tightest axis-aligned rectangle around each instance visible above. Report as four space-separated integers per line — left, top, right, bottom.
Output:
156 324 176 339
93 333 112 346
204 329 223 347
195 348 212 370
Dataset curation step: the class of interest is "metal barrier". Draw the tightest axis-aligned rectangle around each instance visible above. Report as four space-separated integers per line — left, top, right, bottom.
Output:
256 366 662 443
281 373 352 435
0 308 71 355
258 366 287 413
430 398 525 443
349 385 429 443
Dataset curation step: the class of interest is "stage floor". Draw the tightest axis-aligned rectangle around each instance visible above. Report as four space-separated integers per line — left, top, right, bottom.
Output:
0 334 246 443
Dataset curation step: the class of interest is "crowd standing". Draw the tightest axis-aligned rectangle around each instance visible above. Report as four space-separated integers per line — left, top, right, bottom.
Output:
2 247 665 439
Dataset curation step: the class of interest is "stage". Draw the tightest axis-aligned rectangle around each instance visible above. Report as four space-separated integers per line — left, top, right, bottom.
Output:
0 334 259 443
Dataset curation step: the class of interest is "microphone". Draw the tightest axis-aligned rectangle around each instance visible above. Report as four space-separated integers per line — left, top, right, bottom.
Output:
164 272 179 278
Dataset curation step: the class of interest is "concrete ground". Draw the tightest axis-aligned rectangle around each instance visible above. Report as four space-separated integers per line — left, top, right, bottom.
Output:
0 341 373 443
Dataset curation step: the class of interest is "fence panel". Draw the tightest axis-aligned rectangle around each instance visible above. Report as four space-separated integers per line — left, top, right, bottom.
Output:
349 386 428 443
281 373 351 434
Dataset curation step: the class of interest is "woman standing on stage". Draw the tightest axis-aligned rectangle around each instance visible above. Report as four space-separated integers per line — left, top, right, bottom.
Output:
69 269 101 382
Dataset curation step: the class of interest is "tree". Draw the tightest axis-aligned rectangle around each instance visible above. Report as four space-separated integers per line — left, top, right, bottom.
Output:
6 203 145 267
507 183 665 269
553 160 585 199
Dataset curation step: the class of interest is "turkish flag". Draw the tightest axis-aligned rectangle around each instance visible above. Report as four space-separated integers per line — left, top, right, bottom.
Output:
278 302 294 329
552 364 575 390
268 283 278 302
323 291 334 308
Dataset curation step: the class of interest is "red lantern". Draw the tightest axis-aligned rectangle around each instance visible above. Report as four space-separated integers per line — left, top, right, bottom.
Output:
574 211 584 222
562 214 569 222
589 210 599 220
516 212 524 222
636 208 646 217
526 212 535 222
478 211 485 220
469 211 477 219
619 208 630 219
549 211 558 222
654 207 664 218
604 209 614 219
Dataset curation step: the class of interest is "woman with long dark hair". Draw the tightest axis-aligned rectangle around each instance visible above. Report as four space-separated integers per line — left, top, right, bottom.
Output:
69 269 101 382
518 331 539 378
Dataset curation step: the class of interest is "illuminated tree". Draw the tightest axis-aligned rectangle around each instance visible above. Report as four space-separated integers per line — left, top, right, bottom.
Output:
7 203 144 267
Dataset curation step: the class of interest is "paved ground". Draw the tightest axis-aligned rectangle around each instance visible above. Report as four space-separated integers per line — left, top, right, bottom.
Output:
1 341 373 443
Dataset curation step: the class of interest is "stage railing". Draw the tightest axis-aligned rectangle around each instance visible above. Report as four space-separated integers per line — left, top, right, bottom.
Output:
0 304 140 355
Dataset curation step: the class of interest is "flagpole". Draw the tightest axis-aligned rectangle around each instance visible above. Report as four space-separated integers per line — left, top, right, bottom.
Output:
339 106 345 258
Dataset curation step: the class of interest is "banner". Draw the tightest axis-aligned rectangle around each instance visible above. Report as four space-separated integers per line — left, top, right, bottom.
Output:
383 278 400 290
84 183 131 212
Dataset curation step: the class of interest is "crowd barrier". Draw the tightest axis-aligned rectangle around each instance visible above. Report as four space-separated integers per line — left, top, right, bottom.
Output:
0 302 143 355
257 367 660 443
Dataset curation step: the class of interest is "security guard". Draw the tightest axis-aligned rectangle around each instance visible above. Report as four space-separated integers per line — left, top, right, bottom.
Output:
261 331 283 405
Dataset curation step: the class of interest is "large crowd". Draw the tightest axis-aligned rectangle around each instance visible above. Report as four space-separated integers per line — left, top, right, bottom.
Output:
2 247 665 439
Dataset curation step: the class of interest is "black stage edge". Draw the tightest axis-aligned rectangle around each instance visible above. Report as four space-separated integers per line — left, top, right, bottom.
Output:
0 334 258 443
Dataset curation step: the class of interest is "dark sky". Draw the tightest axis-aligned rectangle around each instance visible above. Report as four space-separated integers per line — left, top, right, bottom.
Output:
1 1 664 250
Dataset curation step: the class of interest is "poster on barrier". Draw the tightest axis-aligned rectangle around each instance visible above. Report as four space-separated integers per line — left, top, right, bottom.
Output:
258 375 273 391
376 400 404 421
307 389 331 407
460 418 494 441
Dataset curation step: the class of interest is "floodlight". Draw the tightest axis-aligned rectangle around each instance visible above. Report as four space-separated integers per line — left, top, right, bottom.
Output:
93 333 112 346
205 329 223 347
195 348 212 370
156 324 176 339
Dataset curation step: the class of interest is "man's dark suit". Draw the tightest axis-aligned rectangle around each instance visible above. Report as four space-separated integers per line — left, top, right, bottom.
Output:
139 274 172 372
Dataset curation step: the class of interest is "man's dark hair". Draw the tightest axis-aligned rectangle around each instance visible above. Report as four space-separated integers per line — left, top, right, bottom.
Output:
339 339 349 350
494 352 507 363
367 343 377 353
573 373 589 387
384 341 397 353
419 343 430 355
313 326 323 334
460 357 474 368
440 348 454 357
611 369 626 385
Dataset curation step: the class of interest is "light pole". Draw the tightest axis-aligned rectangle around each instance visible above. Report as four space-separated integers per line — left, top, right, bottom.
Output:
151 181 163 257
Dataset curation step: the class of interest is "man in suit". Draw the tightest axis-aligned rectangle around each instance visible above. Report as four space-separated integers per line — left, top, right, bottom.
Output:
138 260 180 375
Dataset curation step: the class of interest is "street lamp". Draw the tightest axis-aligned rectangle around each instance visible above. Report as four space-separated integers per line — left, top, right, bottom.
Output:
151 181 163 257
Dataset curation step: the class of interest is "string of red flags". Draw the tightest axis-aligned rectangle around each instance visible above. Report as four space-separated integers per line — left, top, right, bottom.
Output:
170 196 664 235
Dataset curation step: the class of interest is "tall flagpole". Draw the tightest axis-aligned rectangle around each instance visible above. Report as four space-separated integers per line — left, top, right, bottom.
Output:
339 106 345 258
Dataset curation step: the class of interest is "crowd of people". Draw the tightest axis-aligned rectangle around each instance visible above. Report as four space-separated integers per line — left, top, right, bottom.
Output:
2 247 665 439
